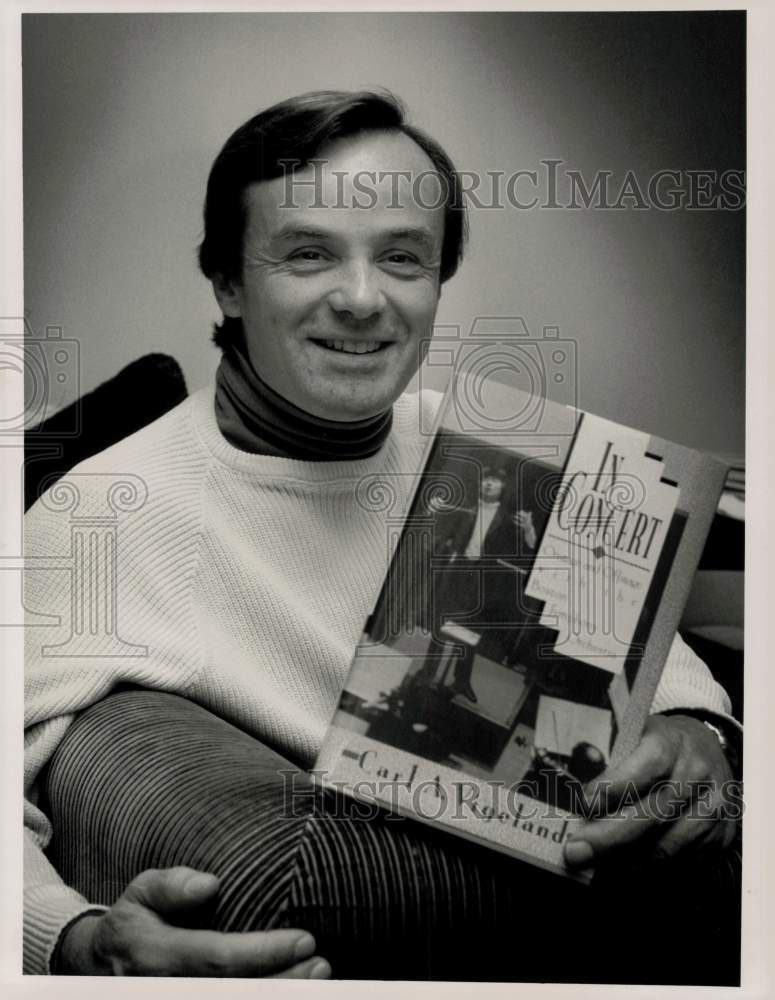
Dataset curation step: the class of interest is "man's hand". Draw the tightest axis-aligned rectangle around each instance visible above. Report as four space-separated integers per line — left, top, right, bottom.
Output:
513 510 537 550
56 867 331 977
564 714 739 869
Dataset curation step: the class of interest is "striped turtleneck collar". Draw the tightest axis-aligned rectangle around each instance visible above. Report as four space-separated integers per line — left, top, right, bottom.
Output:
214 340 393 461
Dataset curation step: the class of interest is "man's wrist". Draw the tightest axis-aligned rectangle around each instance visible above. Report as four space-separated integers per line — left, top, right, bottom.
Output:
51 911 106 975
659 708 742 777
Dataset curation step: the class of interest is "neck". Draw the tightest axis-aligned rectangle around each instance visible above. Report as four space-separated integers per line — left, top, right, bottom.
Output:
214 340 393 461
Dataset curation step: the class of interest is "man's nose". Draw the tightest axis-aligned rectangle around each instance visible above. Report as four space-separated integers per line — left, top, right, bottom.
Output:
327 261 386 320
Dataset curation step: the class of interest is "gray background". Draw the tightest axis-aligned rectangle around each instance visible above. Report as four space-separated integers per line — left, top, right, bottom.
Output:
22 11 745 455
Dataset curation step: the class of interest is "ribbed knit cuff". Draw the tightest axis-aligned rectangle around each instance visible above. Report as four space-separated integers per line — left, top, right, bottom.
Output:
650 683 742 736
650 632 741 735
24 886 108 975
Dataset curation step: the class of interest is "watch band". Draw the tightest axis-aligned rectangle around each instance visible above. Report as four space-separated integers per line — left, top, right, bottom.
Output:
701 718 729 754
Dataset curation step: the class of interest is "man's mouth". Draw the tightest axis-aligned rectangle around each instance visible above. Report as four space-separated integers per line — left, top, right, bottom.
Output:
312 339 390 355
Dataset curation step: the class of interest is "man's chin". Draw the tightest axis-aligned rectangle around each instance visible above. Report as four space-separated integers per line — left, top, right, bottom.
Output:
299 370 412 422
312 397 394 422
300 381 403 422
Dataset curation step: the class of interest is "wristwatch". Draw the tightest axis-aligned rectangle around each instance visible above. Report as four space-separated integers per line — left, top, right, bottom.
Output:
701 718 729 754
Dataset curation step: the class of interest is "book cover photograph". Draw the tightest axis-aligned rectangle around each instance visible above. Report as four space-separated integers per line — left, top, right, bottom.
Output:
315 368 727 879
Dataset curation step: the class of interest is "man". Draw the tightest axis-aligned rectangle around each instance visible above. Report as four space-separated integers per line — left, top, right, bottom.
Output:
430 465 540 701
433 466 538 561
24 90 740 978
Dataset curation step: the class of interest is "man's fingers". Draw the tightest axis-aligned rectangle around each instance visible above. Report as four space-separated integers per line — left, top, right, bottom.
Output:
110 869 328 977
582 722 680 815
566 802 661 866
566 716 739 869
123 867 221 915
162 927 321 977
268 956 332 979
649 813 719 861
650 783 737 860
567 775 725 867
566 775 693 865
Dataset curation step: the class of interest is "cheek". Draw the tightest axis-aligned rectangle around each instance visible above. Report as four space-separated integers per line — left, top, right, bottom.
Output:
395 283 441 327
245 273 312 318
248 295 303 342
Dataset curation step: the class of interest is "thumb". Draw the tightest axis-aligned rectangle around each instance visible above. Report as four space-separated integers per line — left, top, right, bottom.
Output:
123 867 221 916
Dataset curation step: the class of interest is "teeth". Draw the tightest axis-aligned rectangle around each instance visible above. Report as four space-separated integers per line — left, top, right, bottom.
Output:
323 339 383 354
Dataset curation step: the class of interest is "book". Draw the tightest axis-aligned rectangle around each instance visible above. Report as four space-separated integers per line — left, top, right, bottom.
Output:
314 367 728 880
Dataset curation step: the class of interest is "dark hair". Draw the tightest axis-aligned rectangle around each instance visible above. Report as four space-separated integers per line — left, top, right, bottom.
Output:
483 466 508 481
197 89 468 350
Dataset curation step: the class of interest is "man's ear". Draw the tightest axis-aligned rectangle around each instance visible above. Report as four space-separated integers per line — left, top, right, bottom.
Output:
211 273 243 318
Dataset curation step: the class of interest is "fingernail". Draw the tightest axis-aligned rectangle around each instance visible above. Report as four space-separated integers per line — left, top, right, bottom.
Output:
184 872 216 896
565 839 594 867
294 934 315 961
310 959 331 979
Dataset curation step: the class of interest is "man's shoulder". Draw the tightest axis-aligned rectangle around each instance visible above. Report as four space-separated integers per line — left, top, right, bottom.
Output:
72 390 202 473
26 390 211 536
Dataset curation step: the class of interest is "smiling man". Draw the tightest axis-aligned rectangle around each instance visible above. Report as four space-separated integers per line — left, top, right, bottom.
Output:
212 130 445 424
24 91 740 981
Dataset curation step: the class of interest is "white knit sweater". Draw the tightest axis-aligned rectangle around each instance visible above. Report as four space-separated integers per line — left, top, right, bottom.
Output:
23 384 734 974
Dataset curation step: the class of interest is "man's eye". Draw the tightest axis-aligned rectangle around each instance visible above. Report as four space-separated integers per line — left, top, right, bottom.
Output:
289 249 327 262
381 252 424 273
284 247 337 269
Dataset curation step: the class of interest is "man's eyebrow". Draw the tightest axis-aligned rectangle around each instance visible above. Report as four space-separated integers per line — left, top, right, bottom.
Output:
270 226 334 244
269 225 438 254
381 228 438 254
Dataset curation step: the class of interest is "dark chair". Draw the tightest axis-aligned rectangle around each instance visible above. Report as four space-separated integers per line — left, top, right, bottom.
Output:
24 353 187 512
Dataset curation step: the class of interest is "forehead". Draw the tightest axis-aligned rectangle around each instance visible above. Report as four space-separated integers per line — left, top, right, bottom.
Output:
243 130 446 245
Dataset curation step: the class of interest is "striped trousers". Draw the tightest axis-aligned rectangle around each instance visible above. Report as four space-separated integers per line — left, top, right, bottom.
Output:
42 689 741 982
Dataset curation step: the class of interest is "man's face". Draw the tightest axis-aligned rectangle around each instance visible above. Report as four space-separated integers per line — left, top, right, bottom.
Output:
215 130 446 420
480 475 504 503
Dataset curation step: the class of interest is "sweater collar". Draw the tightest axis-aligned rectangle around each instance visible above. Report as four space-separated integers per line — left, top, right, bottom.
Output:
214 340 393 461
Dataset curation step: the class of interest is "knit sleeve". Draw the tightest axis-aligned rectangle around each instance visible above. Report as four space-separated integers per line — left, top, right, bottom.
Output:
23 456 204 973
23 492 115 975
650 631 740 733
24 827 109 975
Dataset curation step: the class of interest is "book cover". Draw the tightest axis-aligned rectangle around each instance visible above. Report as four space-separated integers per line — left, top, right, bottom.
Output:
314 368 728 880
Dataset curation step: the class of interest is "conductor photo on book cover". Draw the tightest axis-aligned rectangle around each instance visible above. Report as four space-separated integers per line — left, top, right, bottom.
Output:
21 11 744 986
